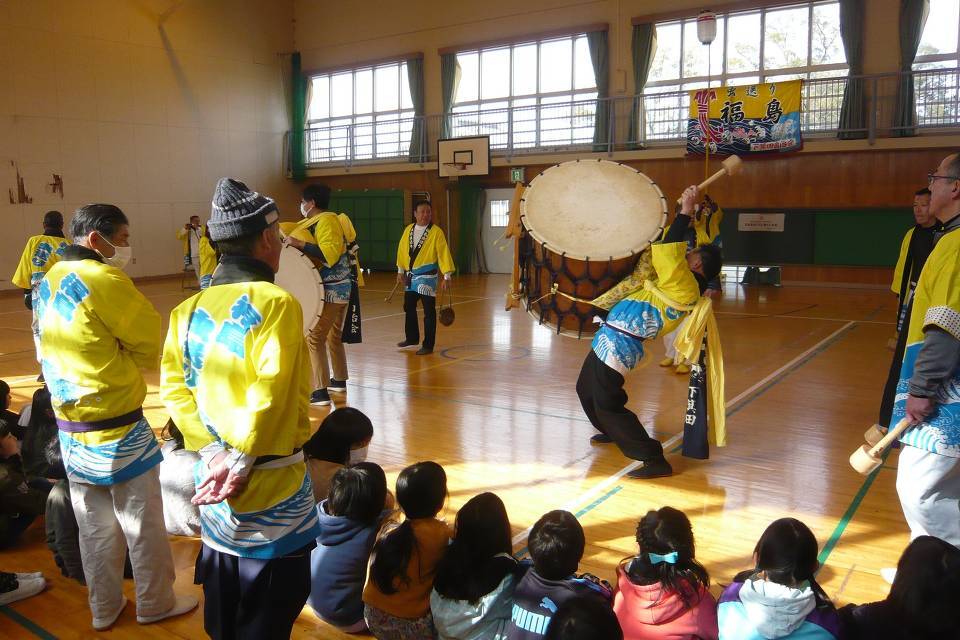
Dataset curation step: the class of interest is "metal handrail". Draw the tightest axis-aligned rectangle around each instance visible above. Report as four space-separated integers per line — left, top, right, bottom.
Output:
292 67 960 170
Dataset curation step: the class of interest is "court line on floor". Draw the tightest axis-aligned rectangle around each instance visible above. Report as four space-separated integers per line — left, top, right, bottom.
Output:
0 605 56 639
510 321 859 549
514 484 626 558
715 310 892 325
362 296 494 322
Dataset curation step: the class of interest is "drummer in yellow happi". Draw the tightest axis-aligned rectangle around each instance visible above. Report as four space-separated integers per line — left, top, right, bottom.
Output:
12 210 69 365
395 200 455 355
577 185 725 479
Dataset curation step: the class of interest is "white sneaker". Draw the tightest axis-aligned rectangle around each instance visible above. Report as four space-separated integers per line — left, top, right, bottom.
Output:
93 596 127 631
0 575 46 606
15 572 43 581
880 567 896 584
137 594 199 625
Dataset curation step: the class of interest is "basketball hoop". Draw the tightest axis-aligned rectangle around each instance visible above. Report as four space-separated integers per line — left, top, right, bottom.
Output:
443 162 467 172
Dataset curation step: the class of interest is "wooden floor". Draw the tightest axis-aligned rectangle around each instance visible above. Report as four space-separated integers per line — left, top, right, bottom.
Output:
0 272 910 639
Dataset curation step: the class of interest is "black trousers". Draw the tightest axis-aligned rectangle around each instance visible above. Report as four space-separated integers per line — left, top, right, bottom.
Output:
879 302 913 428
576 351 664 462
404 290 437 349
195 542 313 640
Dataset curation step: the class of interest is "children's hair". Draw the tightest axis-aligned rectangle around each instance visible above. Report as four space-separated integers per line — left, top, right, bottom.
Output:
886 535 960 636
303 183 332 209
369 461 447 594
529 510 585 581
160 419 186 451
626 507 710 609
303 407 374 465
44 437 66 480
543 595 622 640
0 380 9 411
28 387 55 429
433 492 514 603
327 462 388 526
734 518 833 610
696 244 723 282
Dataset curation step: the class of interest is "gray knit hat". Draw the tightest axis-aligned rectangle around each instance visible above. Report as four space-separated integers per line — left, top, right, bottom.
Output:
208 178 280 242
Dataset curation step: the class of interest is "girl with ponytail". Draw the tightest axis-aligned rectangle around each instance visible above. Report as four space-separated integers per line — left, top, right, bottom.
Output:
363 461 450 639
613 507 718 639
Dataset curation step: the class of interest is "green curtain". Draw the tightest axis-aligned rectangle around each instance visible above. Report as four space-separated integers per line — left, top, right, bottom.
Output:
627 24 657 149
290 52 307 180
441 53 460 139
588 30 610 151
407 57 426 162
893 0 930 137
838 0 866 139
456 180 482 273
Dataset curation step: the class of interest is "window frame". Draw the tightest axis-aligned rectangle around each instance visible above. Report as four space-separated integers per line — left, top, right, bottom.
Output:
306 59 415 163
913 0 960 69
451 33 600 151
645 0 848 91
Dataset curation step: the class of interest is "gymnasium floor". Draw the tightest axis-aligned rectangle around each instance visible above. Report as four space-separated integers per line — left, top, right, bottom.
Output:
0 272 909 639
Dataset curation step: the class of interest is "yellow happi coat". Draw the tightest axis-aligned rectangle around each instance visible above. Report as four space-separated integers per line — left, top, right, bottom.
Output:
160 278 320 558
396 223 456 297
37 256 163 485
12 234 69 290
895 227 960 457
198 236 218 289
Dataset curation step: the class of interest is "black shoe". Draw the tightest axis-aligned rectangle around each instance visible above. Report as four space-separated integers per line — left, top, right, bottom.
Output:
328 378 347 393
309 389 331 406
416 347 433 355
590 433 614 444
397 340 418 349
627 458 673 479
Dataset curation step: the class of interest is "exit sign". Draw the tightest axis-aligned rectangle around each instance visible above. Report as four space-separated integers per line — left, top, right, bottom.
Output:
510 167 525 183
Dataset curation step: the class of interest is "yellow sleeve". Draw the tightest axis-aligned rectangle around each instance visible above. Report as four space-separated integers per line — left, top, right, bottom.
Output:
95 271 162 369
11 238 37 289
435 230 456 275
230 297 310 457
159 308 213 451
311 215 346 267
892 228 913 295
652 241 700 303
397 224 412 271
199 237 217 276
337 214 357 243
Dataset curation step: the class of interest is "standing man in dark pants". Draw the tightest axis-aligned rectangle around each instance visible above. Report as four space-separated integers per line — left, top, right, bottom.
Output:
395 201 455 355
879 187 938 428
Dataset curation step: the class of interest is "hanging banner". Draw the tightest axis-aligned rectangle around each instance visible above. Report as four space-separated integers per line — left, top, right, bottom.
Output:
687 80 802 155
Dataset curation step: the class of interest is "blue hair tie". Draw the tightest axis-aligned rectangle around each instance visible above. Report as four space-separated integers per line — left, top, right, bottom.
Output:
648 551 679 565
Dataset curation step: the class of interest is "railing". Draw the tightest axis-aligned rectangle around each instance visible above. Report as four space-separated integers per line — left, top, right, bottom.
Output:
296 68 960 169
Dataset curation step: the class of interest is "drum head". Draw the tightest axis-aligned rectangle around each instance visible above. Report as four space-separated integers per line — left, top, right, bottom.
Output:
521 159 667 261
275 246 324 334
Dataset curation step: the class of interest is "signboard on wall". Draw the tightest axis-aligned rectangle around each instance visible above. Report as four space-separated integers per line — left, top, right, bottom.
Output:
738 213 786 232
687 80 802 155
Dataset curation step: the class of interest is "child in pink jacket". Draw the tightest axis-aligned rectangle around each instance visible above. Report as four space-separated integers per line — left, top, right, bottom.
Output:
614 507 718 640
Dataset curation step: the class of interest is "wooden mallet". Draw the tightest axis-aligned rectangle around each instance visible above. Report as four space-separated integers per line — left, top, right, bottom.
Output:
849 418 912 475
676 155 743 204
864 424 886 447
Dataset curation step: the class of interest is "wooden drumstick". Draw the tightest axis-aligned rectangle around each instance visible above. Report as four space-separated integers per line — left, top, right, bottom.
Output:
676 155 743 204
384 281 400 303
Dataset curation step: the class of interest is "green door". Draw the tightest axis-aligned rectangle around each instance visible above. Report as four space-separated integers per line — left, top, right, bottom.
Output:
330 189 407 270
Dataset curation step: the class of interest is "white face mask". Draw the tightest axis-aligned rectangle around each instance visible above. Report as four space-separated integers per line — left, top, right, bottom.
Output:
300 202 313 218
97 233 132 270
348 445 368 465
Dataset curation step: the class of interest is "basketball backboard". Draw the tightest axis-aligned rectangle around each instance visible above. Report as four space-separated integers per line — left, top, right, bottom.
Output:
438 136 490 178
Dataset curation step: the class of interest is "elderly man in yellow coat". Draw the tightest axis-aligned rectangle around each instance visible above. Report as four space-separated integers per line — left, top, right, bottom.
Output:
894 152 960 550
396 200 455 355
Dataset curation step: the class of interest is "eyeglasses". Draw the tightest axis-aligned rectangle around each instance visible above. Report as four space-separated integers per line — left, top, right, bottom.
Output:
927 173 960 184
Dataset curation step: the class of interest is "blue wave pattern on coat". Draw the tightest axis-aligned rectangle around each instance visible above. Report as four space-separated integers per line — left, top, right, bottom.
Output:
408 262 440 297
321 252 352 304
58 418 163 485
895 342 960 456
197 470 320 559
591 300 664 374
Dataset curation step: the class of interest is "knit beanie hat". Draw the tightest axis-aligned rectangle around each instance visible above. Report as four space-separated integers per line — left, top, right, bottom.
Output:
208 178 280 242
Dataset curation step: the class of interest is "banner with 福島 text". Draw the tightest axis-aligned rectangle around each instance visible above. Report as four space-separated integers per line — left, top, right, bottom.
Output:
687 80 802 155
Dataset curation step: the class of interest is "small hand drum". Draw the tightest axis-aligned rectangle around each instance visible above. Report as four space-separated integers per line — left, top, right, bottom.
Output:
439 306 455 326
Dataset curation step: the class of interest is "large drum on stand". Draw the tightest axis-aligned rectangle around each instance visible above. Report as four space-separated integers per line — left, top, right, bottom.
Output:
520 159 668 338
276 244 325 335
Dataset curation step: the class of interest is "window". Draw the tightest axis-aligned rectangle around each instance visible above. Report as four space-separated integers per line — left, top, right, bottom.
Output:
452 34 598 151
643 1 846 140
306 61 414 163
913 0 960 127
489 199 510 227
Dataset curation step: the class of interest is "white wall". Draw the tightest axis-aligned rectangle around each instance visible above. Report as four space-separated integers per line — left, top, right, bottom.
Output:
0 0 297 289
